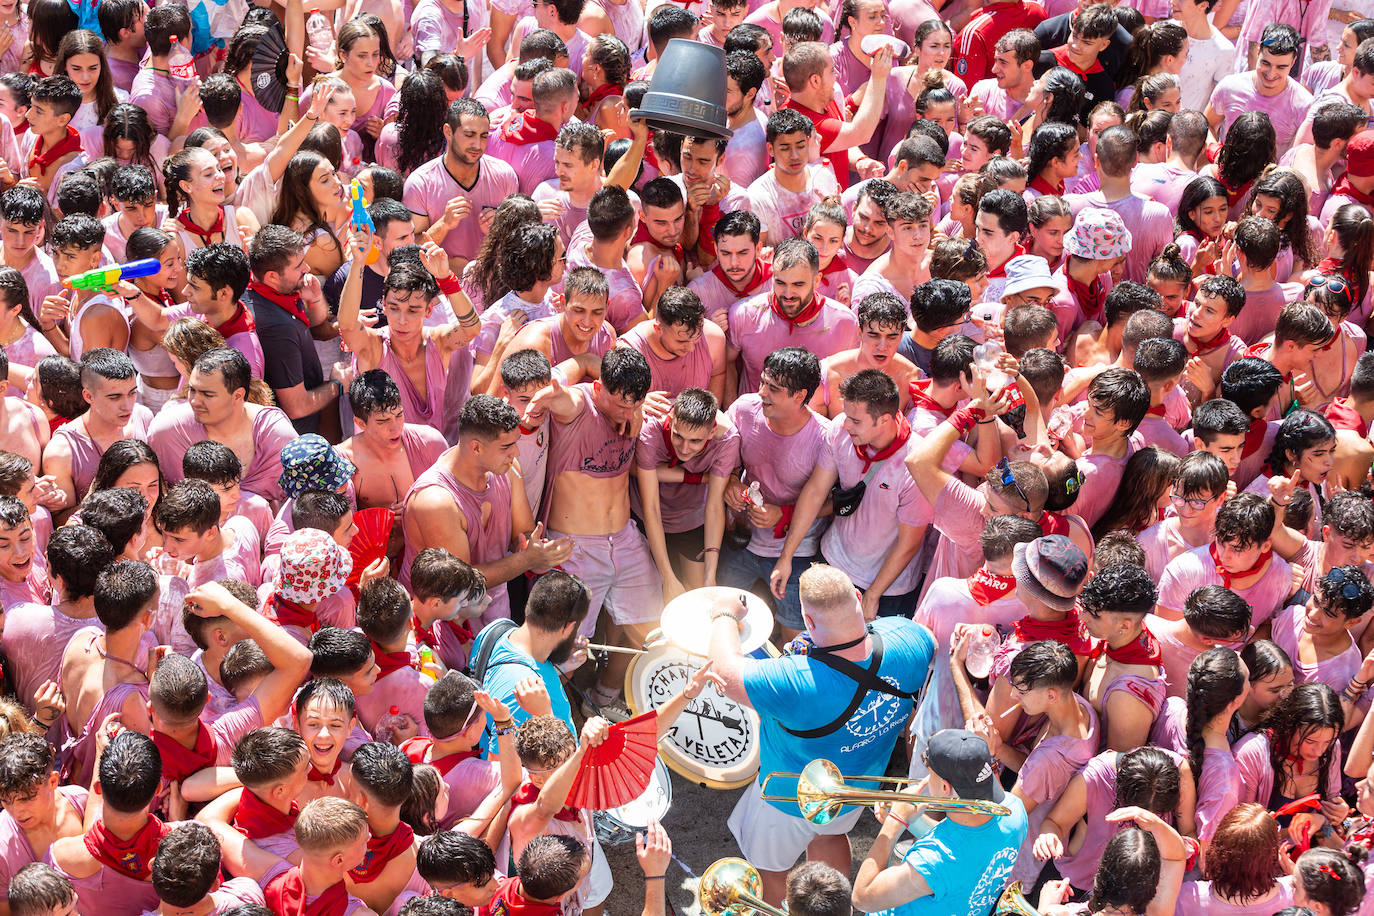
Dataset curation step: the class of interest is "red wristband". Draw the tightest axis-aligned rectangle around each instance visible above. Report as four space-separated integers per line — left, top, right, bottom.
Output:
437 274 463 296
949 407 979 435
772 504 795 539
682 471 704 485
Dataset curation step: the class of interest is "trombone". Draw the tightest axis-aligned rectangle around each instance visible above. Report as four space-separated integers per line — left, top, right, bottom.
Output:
699 858 788 916
994 882 1040 916
759 758 1012 824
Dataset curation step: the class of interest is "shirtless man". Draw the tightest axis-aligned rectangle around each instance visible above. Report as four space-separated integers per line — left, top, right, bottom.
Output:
524 347 661 714
501 267 617 384
337 370 447 556
1076 564 1167 753
0 349 48 473
147 348 298 507
43 349 153 514
811 293 919 419
337 239 482 435
402 395 573 660
618 287 726 402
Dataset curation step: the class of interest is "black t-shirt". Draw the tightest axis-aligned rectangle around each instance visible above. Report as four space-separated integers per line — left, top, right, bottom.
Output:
244 287 325 434
323 261 386 324
1034 48 1119 126
1033 12 1133 83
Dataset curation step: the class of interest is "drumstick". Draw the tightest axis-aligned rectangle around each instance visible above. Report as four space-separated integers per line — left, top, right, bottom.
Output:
999 702 1021 720
586 642 647 656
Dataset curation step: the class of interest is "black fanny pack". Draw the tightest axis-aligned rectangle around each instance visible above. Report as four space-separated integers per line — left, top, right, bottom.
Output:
830 464 882 517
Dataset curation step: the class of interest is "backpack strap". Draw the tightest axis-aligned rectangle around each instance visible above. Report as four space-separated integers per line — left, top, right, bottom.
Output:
466 618 521 683
779 631 918 739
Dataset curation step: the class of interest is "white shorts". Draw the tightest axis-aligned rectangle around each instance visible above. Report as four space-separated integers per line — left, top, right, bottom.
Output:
726 782 863 873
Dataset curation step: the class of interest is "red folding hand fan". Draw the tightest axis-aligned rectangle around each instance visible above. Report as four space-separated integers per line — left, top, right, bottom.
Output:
567 710 660 811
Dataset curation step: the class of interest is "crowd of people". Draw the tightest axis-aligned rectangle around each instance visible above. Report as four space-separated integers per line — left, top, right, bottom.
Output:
0 0 1373 913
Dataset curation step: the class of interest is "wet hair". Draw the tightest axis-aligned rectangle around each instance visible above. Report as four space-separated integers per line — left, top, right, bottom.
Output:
499 222 559 293
1267 408 1336 477
1091 445 1180 539
499 348 553 392
1249 169 1315 268
1177 176 1229 241
980 515 1043 563
1086 367 1150 435
977 188 1029 238
349 369 403 420
219 639 270 697
1185 648 1247 793
1315 565 1374 621
524 569 591 634
1253 684 1344 802
186 242 250 303
1027 122 1079 185
1018 348 1066 409
1114 746 1181 815
1087 828 1160 916
49 214 104 252
0 734 54 798
232 727 308 788
1040 67 1086 126
911 278 971 334
1220 358 1284 417
99 729 161 812
1329 204 1374 304
725 50 767 101
1206 803 1286 902
93 559 157 631
1132 336 1187 385
400 764 444 836
423 671 478 739
350 741 414 808
1006 639 1078 692
785 862 851 916
1293 848 1364 916
0 185 46 228
88 439 162 509
1147 243 1192 290
929 236 987 284
306 629 372 688
357 577 411 645
54 172 101 218
600 348 653 401
518 834 588 901
8 864 75 916
152 823 222 908
417 830 497 887
1182 585 1253 639
929 334 975 385
1217 113 1276 197
1173 450 1229 501
1241 639 1292 691
656 287 706 332
586 184 636 242
154 478 221 537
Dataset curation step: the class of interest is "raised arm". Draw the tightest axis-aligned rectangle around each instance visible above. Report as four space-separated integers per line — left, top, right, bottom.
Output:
335 232 383 367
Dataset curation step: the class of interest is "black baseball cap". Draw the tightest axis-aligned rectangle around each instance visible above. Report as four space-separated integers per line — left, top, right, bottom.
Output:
926 729 1004 803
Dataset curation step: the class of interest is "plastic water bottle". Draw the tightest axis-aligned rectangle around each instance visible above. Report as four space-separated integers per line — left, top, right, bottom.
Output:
964 626 1001 679
746 481 765 508
375 706 406 744
973 341 1011 392
167 35 196 80
417 646 444 680
306 9 335 52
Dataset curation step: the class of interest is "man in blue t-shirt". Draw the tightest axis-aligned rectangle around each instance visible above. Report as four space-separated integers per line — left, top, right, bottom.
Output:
471 570 590 754
852 728 1029 916
708 563 936 904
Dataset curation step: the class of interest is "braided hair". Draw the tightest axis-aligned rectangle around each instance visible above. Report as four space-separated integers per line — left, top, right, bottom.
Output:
1184 648 1246 792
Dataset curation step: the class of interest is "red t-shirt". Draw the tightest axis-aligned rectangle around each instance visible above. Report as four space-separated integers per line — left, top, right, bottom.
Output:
786 98 851 190
953 1 1048 84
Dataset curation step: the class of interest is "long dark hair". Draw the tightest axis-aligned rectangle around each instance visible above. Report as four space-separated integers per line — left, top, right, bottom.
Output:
55 30 117 121
1027 122 1079 185
1266 408 1336 478
393 69 448 176
102 104 160 181
1114 746 1181 815
1249 169 1315 267
472 194 543 307
27 0 77 67
1254 683 1344 802
1092 446 1180 539
89 439 164 511
1087 828 1160 916
1330 203 1374 305
1176 176 1228 239
1040 67 1086 126
1184 648 1246 792
270 151 341 258
1217 112 1276 196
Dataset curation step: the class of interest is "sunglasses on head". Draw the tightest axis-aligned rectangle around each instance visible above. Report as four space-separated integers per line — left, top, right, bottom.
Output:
1324 566 1365 602
992 457 1031 511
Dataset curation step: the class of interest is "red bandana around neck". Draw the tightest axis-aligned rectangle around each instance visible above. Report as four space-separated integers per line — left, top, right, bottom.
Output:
152 723 217 783
400 736 482 775
234 788 299 839
176 207 225 245
487 877 563 916
1091 629 1162 666
1331 175 1374 208
269 593 319 632
215 302 256 339
1241 417 1268 460
585 82 623 110
631 221 685 265
247 280 309 326
1325 398 1369 437
349 822 415 883
819 253 851 277
27 126 81 177
1029 173 1064 197
1011 609 1091 655
1039 511 1071 537
854 414 912 472
370 640 416 680
500 112 560 146
511 781 581 822
1051 45 1104 75
83 816 169 881
710 258 771 297
266 867 349 916
1317 254 1368 305
1145 404 1168 418
967 567 1017 606
309 757 343 786
412 615 438 649
769 291 824 332
1065 273 1104 324
661 419 683 467
1208 541 1272 588
1189 326 1232 356
909 378 953 418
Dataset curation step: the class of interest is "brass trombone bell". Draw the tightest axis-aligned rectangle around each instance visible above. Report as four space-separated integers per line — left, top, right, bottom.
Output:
994 882 1040 916
699 858 788 916
758 758 1012 824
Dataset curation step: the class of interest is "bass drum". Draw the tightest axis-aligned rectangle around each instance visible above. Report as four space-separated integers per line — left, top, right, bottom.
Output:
625 644 762 789
592 756 673 846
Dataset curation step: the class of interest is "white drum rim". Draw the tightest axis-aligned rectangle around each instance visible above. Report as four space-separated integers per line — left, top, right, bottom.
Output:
659 586 774 657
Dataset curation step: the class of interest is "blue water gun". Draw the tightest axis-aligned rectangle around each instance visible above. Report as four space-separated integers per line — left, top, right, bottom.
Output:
62 258 161 291
349 180 373 234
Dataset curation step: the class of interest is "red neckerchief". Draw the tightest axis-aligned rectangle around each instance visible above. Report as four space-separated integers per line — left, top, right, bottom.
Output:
214 302 256 339
855 414 912 472
1089 629 1162 665
1029 173 1063 196
710 258 771 297
1318 254 1368 306
1208 541 1272 588
1052 45 1104 75
1324 398 1368 437
152 724 217 783
661 419 683 467
631 220 685 266
309 758 343 786
1189 326 1232 355
585 82 623 110
247 280 309 326
819 253 850 277
27 126 81 177
967 567 1017 606
1039 511 1071 536
265 867 349 916
1245 341 1290 381
82 816 169 880
987 242 1029 279
401 736 483 775
909 378 952 418
768 291 824 333
47 414 70 435
234 788 299 839
483 877 563 916
269 593 319 632
1011 608 1091 655
500 112 559 145
1242 417 1268 459
176 207 225 245
1145 404 1167 417
349 822 415 884
445 618 475 644
13 120 28 136
411 615 438 649
1331 174 1374 207
1065 272 1104 324
510 781 580 822
370 640 416 679
697 199 724 256
518 423 541 436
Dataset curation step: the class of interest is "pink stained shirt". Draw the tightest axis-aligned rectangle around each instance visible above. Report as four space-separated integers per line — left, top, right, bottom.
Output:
54 408 154 500
230 492 275 538
816 424 931 594
1239 0 1332 50
410 0 492 76
867 69 967 162
722 114 769 189
1235 729 1344 807
376 326 448 433
127 67 207 138
633 413 741 533
1009 695 1101 887
1157 544 1294 627
1175 880 1295 916
5 602 110 712
726 293 859 397
236 90 280 144
746 165 841 244
686 264 767 320
439 755 503 829
161 301 265 380
1072 447 1135 528
106 56 138 93
473 290 556 358
619 322 715 398
919 474 997 599
968 78 1029 122
1130 162 1199 212
0 786 85 900
484 129 561 198
1135 413 1191 457
1064 193 1174 284
148 401 299 505
15 249 60 310
565 232 645 333
1152 699 1244 842
402 155 520 261
354 660 435 738
1229 283 1304 347
1137 516 1211 582
536 316 615 367
1270 603 1364 700
532 182 591 248
1144 616 1206 701
1207 73 1314 154
101 207 169 265
191 648 238 723
725 395 831 557
513 420 548 519
184 517 263 589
